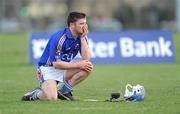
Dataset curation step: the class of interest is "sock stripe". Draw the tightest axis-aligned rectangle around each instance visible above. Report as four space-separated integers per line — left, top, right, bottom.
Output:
59 81 73 94
63 76 72 88
64 81 73 90
32 89 40 100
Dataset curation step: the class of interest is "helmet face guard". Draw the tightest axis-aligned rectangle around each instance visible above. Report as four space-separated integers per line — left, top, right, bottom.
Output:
124 84 145 101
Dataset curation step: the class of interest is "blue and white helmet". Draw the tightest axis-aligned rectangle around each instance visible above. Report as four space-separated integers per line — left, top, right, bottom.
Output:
124 84 145 101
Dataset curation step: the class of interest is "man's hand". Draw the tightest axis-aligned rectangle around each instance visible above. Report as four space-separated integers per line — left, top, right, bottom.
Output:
81 24 88 38
76 60 93 73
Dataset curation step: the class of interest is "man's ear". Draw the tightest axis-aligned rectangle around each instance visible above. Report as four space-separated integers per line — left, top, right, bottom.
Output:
70 23 75 28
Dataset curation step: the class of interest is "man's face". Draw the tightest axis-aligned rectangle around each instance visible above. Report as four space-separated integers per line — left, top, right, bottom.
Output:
73 18 87 34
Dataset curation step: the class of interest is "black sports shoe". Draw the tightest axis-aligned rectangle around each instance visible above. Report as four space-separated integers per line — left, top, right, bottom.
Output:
21 88 41 101
57 91 76 101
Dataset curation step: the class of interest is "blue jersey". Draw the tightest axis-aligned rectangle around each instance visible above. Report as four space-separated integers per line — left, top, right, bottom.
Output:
38 27 82 66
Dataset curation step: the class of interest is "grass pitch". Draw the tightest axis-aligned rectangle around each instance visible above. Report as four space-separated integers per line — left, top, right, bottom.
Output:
0 33 179 114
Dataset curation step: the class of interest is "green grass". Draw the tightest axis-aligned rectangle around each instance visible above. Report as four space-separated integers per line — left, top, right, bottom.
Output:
0 32 180 114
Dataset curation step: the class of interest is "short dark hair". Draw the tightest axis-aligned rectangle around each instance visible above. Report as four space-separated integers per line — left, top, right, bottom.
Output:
67 12 86 26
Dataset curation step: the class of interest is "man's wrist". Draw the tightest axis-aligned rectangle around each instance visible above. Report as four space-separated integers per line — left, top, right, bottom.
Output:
72 62 80 69
81 35 87 39
81 36 88 43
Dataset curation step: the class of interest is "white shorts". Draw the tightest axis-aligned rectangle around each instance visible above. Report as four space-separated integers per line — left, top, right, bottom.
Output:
37 66 66 85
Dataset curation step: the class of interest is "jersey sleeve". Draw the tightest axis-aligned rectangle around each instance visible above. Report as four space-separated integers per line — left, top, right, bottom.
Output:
49 35 57 62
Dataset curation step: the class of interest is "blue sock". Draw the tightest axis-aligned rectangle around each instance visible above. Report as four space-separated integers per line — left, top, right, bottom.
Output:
59 81 73 94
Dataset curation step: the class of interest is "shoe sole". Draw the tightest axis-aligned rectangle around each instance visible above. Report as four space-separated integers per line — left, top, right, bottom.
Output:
57 91 72 101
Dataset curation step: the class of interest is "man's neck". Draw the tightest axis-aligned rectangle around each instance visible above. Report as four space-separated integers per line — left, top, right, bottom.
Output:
70 27 78 38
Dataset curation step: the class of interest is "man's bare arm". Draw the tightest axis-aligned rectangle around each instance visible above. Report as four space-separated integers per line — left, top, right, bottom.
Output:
81 25 91 60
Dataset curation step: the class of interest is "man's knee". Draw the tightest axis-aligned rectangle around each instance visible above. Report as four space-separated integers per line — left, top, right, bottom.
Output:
83 61 93 75
81 68 92 78
45 93 57 101
41 80 58 101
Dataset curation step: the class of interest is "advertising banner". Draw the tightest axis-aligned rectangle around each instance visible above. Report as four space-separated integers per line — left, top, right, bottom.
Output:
29 31 176 64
